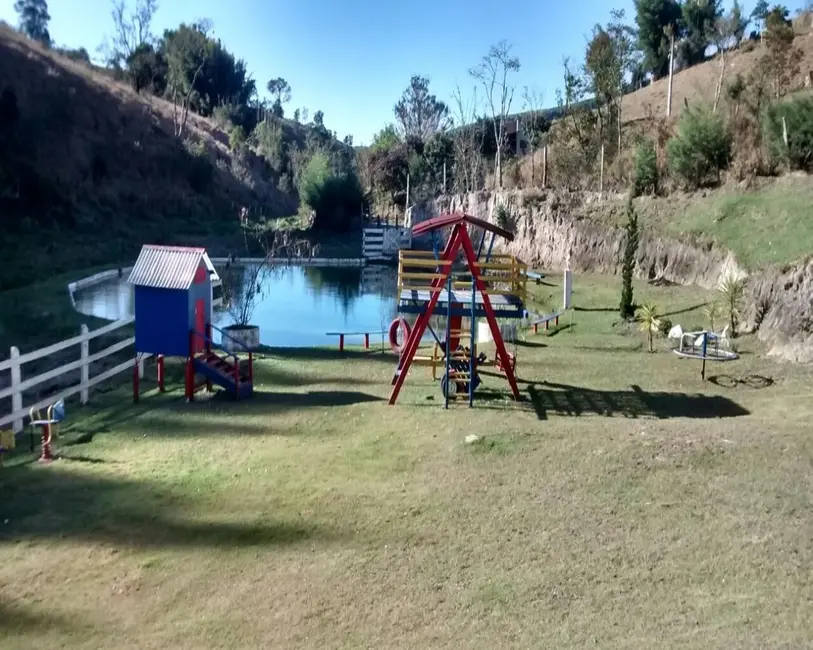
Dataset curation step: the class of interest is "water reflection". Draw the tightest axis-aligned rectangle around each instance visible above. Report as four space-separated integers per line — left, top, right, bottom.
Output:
72 264 401 348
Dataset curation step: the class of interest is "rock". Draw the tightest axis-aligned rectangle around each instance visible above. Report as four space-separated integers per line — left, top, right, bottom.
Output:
465 434 482 445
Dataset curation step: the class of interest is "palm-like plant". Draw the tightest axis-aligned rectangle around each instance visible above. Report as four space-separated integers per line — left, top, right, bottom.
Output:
703 301 721 333
719 275 745 338
638 301 661 353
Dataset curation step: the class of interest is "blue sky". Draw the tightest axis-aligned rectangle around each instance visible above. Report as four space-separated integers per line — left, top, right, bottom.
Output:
0 0 807 144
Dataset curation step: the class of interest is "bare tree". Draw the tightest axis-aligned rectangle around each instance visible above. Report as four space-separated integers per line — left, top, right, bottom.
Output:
165 21 212 138
711 7 744 113
520 86 547 186
469 40 521 189
450 85 485 193
104 0 157 67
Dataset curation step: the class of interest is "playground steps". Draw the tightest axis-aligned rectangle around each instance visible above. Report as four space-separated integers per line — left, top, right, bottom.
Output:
193 353 253 399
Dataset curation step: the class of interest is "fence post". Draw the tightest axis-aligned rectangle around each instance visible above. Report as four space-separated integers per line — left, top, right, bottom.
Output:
10 346 21 432
80 324 89 404
599 144 605 195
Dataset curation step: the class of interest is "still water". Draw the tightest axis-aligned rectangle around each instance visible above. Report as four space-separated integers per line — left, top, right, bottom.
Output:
72 265 401 347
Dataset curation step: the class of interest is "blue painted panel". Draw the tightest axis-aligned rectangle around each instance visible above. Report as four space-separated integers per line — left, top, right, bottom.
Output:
134 286 189 356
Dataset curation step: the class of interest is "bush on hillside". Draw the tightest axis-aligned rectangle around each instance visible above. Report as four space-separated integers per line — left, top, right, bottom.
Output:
763 95 813 172
228 125 247 153
666 107 731 189
633 138 658 196
298 152 363 231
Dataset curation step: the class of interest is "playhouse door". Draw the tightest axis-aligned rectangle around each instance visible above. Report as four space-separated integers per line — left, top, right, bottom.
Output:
194 299 206 353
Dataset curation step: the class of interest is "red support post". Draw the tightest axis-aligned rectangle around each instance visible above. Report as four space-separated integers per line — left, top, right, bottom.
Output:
545 319 550 331
157 355 165 393
185 359 194 402
339 334 344 352
233 358 240 398
364 333 370 349
248 352 254 383
389 225 463 405
133 355 140 403
533 323 538 335
39 423 53 463
459 231 521 401
555 315 559 326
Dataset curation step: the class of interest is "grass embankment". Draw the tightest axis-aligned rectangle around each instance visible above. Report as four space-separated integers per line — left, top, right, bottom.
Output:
2 275 812 648
593 176 813 269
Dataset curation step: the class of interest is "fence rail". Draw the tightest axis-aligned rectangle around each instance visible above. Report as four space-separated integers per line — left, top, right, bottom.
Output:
0 317 146 433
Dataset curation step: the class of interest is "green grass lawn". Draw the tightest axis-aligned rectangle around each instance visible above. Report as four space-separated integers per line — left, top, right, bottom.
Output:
2 275 812 649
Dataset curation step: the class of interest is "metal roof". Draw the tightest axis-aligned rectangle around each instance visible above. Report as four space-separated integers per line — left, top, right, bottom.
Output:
128 245 219 290
412 213 514 242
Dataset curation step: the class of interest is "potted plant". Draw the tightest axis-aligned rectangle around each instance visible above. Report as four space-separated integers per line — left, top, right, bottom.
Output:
219 261 266 352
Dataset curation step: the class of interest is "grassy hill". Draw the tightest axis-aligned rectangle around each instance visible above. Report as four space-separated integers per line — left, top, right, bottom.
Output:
0 24 311 291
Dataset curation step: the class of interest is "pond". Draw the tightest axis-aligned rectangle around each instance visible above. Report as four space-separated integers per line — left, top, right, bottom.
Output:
72 265 402 348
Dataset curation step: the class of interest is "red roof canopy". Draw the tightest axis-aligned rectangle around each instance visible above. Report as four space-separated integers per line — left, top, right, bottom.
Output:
411 212 514 242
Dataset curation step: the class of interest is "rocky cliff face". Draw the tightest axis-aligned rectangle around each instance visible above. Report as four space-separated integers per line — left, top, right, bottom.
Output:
409 189 813 363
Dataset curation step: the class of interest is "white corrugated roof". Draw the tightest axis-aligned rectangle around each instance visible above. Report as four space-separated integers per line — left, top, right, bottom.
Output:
128 245 219 290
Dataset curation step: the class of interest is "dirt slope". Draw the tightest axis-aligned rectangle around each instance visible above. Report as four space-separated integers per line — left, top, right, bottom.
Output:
0 24 297 290
621 30 813 123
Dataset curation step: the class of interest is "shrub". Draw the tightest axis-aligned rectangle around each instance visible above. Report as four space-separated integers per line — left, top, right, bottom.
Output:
763 95 813 171
298 152 363 231
228 125 247 153
633 138 658 196
657 317 673 337
494 201 513 231
666 106 731 189
251 120 286 173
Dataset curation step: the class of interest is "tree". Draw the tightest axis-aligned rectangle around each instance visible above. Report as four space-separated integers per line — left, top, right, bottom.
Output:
730 0 749 44
711 3 748 112
520 86 550 186
633 139 658 195
638 302 661 352
105 0 157 69
371 124 401 151
267 77 291 108
719 274 744 337
14 0 51 46
667 106 731 188
343 134 354 147
751 0 770 40
634 0 683 78
584 11 631 154
469 40 521 189
620 196 640 321
313 110 324 128
758 5 803 99
393 75 450 142
163 22 213 138
703 302 720 332
127 43 166 94
680 0 722 67
450 85 486 193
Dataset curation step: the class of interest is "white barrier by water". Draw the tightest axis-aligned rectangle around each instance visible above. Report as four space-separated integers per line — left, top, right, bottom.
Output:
0 317 148 433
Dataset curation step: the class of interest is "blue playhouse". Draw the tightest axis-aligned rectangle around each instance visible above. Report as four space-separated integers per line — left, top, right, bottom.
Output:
128 245 254 401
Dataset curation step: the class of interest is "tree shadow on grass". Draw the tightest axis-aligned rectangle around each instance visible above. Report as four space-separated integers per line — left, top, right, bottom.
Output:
661 302 709 318
0 600 91 638
0 465 340 549
527 381 749 421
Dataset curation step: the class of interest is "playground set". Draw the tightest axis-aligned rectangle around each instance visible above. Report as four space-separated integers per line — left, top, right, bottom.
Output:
387 213 528 408
129 245 255 402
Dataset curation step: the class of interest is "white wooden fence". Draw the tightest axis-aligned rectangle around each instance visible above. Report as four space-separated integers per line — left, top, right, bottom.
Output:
0 317 146 433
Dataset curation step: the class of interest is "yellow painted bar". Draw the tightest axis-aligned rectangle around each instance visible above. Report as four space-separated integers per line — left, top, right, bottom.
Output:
399 272 447 281
399 259 453 268
398 284 443 293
